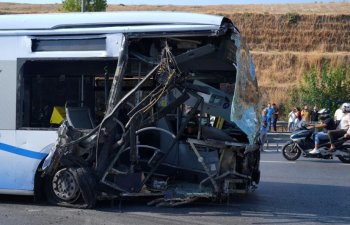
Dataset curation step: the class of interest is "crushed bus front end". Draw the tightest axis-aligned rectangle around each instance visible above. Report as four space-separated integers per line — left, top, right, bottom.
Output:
39 12 260 208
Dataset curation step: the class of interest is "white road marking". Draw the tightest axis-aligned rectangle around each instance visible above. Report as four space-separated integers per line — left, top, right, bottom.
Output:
27 209 42 212
261 160 296 163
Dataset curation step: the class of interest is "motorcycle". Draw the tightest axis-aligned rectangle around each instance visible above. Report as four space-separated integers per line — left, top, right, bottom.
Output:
282 127 350 163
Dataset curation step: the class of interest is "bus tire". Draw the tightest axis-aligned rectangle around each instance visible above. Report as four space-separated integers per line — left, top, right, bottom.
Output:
44 167 81 207
44 167 97 208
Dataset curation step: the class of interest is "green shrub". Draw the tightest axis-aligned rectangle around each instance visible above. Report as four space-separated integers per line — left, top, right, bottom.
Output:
287 12 300 24
289 62 350 114
62 0 107 12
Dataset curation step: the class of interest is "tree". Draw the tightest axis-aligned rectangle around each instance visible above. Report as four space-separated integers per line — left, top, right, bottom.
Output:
290 62 350 114
62 0 107 12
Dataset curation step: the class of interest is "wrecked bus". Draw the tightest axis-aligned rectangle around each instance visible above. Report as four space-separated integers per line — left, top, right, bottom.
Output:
0 11 260 208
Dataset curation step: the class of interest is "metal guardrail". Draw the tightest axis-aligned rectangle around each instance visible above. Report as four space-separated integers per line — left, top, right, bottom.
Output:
264 132 291 152
276 121 289 132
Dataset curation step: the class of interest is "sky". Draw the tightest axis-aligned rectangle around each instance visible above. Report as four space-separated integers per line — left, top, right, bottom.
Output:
0 0 347 5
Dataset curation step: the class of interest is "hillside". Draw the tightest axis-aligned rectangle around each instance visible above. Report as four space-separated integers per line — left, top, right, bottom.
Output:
1 2 349 112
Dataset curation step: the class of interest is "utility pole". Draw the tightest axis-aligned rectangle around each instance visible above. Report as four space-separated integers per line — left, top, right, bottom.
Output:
81 0 86 12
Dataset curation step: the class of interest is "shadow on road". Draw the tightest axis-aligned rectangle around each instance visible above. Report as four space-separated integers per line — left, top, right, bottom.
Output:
92 181 350 224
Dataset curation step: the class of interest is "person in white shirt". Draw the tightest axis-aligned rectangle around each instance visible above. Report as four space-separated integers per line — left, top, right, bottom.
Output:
328 103 350 152
334 103 345 128
288 108 297 131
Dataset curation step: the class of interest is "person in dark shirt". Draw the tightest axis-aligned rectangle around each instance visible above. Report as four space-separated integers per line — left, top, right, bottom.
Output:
309 108 336 154
272 103 279 132
310 105 319 123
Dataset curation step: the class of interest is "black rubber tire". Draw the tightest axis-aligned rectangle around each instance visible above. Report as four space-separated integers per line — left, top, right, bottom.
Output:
282 142 301 161
44 167 97 208
337 156 350 164
44 168 81 206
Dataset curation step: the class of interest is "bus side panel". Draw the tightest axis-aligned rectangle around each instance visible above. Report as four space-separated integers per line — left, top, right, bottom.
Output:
0 130 57 193
0 60 16 130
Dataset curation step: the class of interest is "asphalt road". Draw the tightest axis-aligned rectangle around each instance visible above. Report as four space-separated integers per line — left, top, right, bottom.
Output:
1 152 350 225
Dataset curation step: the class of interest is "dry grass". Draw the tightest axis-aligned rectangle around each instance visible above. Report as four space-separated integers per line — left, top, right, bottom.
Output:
1 2 349 117
231 14 350 52
253 51 350 105
107 2 350 15
0 2 349 15
0 3 59 14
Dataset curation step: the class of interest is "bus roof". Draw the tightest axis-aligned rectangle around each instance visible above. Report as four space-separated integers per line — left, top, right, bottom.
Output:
0 11 225 31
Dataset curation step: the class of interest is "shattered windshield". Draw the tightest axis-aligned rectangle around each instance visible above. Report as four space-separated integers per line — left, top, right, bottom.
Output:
231 35 260 144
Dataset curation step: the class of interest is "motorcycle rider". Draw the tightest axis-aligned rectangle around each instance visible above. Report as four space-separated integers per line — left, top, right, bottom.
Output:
328 103 350 152
334 103 345 127
309 108 336 154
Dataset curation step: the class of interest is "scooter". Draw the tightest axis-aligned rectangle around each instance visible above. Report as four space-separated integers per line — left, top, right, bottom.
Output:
282 127 350 163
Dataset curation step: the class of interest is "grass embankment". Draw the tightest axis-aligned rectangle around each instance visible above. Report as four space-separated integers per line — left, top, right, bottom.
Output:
230 13 350 108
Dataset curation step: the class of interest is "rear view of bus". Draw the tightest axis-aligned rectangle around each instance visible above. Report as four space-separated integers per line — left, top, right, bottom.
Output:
0 11 260 207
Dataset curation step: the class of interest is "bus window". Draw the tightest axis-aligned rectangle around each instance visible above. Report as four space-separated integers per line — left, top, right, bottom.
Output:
16 60 117 129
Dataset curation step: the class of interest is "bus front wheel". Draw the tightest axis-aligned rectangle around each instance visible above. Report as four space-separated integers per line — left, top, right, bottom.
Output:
45 167 97 208
45 168 81 206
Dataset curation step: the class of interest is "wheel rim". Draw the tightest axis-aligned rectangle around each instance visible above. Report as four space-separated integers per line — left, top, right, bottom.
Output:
338 156 350 162
284 144 298 158
52 168 80 202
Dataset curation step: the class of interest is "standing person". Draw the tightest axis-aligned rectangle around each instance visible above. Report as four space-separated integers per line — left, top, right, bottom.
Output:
328 103 350 152
272 103 279 132
334 103 344 128
309 109 336 154
288 108 297 131
266 103 275 131
260 109 269 151
310 105 319 123
294 107 305 129
301 105 310 123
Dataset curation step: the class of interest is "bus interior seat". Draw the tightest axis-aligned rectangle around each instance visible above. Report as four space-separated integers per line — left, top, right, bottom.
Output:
66 106 95 129
201 126 233 142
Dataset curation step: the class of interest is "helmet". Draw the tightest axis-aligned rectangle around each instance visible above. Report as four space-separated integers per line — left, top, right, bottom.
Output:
318 108 330 119
341 103 350 113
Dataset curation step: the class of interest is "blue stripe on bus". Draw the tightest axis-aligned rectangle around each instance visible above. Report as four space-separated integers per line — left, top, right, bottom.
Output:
0 143 47 160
